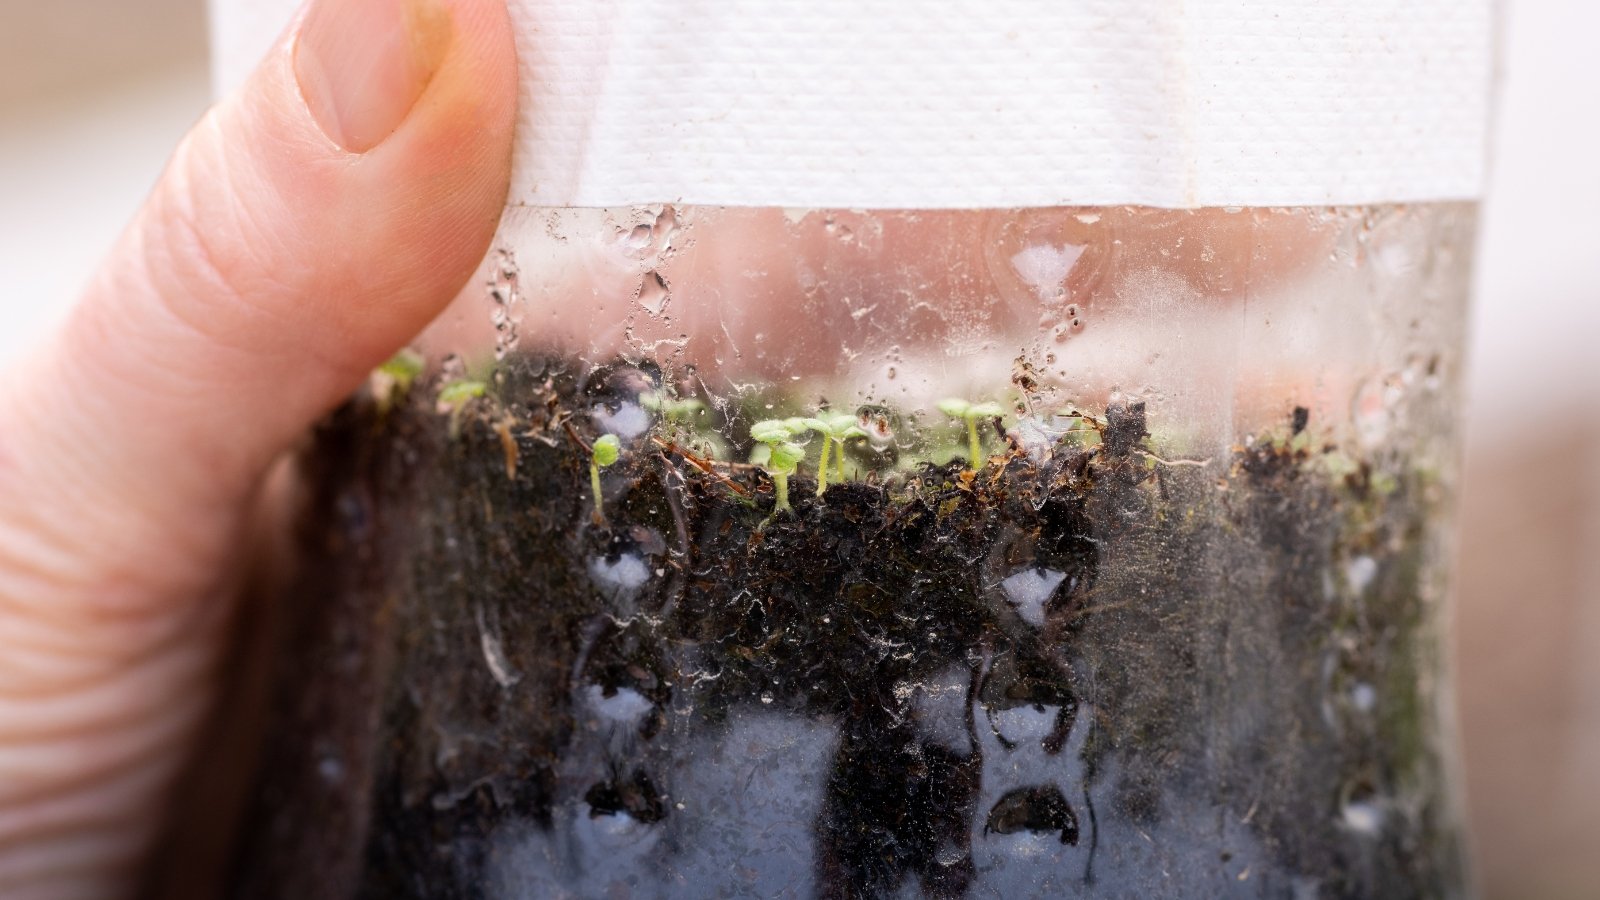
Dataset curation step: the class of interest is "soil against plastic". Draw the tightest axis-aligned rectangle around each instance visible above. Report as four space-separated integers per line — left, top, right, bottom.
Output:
231 356 1465 899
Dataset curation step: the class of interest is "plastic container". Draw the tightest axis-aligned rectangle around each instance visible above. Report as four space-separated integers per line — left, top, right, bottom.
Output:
209 0 1491 894
234 203 1475 898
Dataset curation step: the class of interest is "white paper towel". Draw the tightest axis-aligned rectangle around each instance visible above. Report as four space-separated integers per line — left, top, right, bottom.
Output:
210 0 1491 209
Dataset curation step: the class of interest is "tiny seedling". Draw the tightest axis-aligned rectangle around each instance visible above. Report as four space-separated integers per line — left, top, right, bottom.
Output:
590 433 621 522
791 414 869 495
643 391 726 460
372 348 425 415
438 379 487 439
380 348 425 384
642 391 708 425
750 420 807 514
938 399 1005 468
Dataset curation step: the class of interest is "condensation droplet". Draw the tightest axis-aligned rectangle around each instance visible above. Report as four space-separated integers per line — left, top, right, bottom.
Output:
635 271 671 316
1009 243 1085 301
486 249 524 360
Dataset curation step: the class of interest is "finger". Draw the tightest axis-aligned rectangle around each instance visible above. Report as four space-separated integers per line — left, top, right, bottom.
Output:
7 0 514 570
3 0 515 611
0 0 516 890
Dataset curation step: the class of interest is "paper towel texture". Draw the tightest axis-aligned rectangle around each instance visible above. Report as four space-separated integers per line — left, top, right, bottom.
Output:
211 0 1491 209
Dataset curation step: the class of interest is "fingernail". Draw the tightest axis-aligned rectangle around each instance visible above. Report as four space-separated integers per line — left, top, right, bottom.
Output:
295 0 452 153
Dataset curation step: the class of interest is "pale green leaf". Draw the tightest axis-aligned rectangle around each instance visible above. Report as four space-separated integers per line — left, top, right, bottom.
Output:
438 380 487 407
593 433 621 466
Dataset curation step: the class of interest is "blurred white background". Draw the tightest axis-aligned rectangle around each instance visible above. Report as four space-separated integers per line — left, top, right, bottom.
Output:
0 1 1596 896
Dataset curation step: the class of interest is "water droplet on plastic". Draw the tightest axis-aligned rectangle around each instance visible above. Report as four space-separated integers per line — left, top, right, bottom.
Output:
635 270 670 316
1009 243 1084 301
652 206 680 249
486 249 523 359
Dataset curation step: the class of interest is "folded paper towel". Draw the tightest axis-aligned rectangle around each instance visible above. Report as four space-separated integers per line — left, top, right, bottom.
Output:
210 0 1491 209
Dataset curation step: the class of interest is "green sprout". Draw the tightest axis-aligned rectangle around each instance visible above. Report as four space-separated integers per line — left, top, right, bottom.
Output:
750 420 807 514
380 347 425 384
937 398 1005 468
590 433 621 522
438 379 487 439
789 414 868 496
371 348 425 414
641 391 708 425
643 391 726 459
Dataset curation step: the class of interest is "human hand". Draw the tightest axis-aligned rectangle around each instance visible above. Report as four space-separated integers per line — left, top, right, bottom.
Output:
0 0 516 894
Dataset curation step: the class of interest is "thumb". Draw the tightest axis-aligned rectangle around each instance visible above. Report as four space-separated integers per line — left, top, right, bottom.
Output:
0 0 515 889
4 0 515 602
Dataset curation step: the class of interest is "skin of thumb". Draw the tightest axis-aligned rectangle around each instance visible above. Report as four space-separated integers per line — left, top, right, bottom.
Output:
0 0 515 893
67 0 516 518
3 0 515 620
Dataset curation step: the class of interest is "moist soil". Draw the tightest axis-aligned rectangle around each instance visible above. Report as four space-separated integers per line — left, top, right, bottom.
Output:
230 355 1465 899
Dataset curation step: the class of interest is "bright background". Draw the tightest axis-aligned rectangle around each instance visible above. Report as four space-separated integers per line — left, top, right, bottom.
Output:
1 1 1596 896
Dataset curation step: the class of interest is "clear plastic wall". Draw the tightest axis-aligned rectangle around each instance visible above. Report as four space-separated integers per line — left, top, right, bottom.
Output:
239 204 1475 899
425 205 1470 458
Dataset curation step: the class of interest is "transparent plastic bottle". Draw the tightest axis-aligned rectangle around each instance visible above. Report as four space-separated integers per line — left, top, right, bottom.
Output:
236 204 1474 898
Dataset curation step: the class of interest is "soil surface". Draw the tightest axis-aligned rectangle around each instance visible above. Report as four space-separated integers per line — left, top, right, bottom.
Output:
230 354 1465 899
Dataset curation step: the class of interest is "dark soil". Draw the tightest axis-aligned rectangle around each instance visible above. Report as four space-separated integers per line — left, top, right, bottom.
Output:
230 354 1465 899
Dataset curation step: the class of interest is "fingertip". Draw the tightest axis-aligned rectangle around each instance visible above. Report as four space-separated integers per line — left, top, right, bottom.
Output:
13 0 519 529
214 0 518 371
